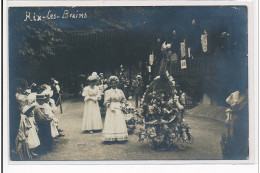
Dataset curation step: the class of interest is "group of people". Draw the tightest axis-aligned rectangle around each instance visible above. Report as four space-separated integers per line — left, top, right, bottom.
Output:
82 72 129 143
81 71 188 143
11 78 64 160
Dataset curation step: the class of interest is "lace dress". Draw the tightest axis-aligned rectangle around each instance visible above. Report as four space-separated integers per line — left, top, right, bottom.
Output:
82 86 103 131
102 88 128 141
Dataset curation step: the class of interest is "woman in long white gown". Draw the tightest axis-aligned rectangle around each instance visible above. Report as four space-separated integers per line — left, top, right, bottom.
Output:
102 76 128 142
82 75 103 133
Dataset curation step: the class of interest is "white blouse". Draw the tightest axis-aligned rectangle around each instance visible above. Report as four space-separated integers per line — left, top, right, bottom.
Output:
82 86 101 102
104 88 126 107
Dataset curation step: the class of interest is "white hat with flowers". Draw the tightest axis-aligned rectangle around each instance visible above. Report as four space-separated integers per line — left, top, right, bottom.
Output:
88 74 98 81
108 76 119 83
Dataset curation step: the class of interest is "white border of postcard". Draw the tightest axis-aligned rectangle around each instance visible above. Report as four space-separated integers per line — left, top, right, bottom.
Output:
2 0 259 173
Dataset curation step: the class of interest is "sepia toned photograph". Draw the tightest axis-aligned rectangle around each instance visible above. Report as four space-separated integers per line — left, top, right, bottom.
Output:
8 6 250 162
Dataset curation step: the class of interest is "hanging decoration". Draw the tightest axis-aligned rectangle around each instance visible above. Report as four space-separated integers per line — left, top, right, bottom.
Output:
192 19 196 25
188 47 191 58
181 59 187 69
149 53 154 66
201 30 208 52
148 66 152 73
180 40 186 58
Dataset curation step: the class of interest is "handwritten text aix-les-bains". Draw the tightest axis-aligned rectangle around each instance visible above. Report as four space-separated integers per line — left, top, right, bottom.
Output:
24 9 88 21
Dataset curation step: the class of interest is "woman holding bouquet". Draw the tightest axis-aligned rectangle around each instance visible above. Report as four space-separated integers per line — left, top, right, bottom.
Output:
82 74 103 133
102 76 128 142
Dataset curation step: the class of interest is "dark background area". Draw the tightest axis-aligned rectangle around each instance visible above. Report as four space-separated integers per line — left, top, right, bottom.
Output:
9 6 248 105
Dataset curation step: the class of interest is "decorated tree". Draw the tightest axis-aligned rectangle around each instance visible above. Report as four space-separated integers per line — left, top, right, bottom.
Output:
136 42 193 150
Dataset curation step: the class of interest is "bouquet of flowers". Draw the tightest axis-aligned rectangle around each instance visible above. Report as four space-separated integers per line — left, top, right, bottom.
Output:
120 103 141 134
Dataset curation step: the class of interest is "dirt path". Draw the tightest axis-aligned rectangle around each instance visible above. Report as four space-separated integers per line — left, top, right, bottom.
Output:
33 98 226 161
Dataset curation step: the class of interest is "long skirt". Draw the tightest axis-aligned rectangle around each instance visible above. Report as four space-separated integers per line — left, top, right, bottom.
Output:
27 117 40 149
102 102 128 141
14 115 32 160
37 122 53 152
82 100 103 131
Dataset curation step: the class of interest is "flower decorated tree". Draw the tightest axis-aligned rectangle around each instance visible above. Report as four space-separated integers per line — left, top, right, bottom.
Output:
136 42 193 150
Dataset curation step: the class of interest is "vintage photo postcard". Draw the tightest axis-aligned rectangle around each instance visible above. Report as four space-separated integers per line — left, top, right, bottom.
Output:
3 1 258 169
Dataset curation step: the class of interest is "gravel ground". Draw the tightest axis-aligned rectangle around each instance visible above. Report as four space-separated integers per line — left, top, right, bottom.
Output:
186 104 227 123
32 98 226 161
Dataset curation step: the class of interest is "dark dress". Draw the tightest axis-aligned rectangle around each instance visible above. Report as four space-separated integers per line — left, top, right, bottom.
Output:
10 98 21 160
133 80 144 108
51 84 60 106
222 92 249 160
34 106 53 153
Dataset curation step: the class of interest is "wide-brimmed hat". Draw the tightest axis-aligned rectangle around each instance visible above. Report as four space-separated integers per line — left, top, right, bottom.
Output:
92 72 98 76
136 75 142 79
88 75 98 81
38 84 53 97
92 72 100 80
22 105 36 114
41 89 53 97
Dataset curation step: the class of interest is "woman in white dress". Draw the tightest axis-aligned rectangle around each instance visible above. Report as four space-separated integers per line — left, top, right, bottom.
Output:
102 76 128 142
82 74 103 133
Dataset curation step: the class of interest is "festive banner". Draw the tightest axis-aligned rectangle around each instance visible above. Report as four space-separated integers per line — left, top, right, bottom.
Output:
148 66 151 72
180 42 186 58
149 53 154 65
181 59 187 69
188 47 191 58
201 31 208 52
